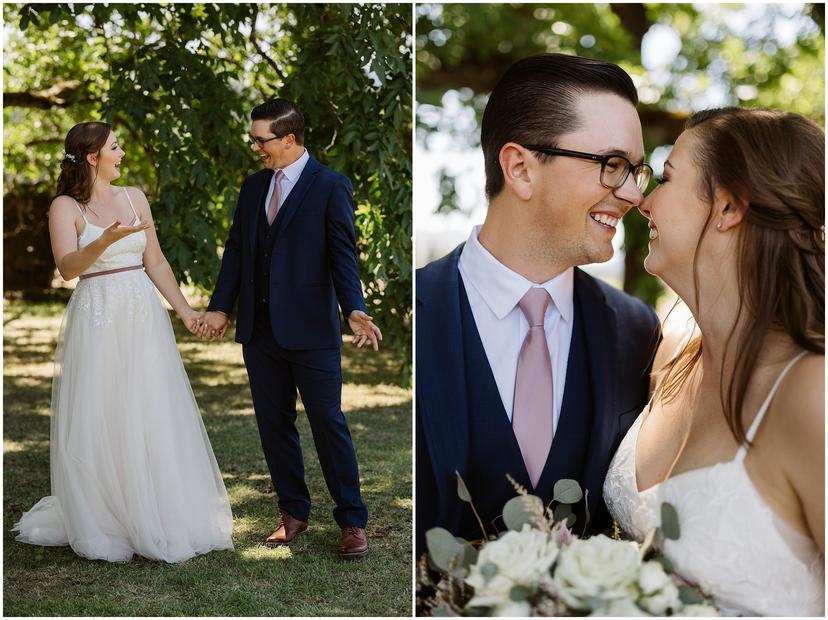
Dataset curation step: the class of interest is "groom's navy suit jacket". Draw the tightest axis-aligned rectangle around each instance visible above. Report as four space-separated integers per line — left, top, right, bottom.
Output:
208 155 366 348
416 245 660 554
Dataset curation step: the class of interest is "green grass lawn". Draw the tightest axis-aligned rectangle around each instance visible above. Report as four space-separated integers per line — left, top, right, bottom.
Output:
3 294 412 616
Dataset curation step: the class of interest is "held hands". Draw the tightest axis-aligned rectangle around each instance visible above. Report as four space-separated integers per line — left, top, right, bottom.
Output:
100 219 151 247
348 310 382 351
196 311 229 341
179 308 205 335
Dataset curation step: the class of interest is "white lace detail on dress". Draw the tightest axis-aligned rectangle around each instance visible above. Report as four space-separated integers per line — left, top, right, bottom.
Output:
603 353 824 616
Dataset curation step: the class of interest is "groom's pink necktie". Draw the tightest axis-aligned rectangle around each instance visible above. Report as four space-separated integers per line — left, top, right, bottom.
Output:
512 287 554 489
267 170 285 225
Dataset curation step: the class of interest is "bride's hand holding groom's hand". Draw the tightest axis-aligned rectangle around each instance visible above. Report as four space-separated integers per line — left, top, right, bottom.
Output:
348 310 382 352
178 308 205 336
195 311 229 341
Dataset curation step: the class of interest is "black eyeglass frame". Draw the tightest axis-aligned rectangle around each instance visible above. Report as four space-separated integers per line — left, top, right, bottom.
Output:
248 133 289 147
522 144 653 192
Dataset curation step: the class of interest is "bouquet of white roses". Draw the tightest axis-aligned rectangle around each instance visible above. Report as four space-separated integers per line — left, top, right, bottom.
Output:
417 476 718 617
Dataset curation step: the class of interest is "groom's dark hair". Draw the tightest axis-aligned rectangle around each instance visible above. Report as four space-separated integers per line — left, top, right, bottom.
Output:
481 53 638 199
251 98 305 145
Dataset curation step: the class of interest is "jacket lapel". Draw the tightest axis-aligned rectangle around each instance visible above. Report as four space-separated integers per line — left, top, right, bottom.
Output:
274 155 320 238
416 245 471 523
574 268 620 499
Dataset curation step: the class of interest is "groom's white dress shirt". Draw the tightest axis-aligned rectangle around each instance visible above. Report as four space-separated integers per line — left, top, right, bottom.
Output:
263 148 310 215
458 225 574 431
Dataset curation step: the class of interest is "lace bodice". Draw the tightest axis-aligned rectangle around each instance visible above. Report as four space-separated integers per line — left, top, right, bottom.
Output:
75 188 146 274
604 352 824 616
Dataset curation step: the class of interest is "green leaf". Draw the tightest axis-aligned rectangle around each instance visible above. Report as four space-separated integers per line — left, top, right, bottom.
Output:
509 585 530 602
502 494 543 531
552 479 583 504
425 527 463 573
660 502 680 540
456 471 472 503
657 554 674 573
552 502 572 524
480 562 498 581
678 585 706 605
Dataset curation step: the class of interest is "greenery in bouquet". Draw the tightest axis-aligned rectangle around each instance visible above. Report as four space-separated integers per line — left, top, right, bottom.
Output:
417 474 718 617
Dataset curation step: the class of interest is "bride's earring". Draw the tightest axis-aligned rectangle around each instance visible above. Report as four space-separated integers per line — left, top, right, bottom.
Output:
716 221 723 230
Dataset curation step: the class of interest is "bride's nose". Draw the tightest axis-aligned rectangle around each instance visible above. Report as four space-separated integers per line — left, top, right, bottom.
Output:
638 194 653 219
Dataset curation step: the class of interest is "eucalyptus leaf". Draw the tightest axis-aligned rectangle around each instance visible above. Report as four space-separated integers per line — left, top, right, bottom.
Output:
509 585 530 602
456 472 472 503
657 554 674 573
480 562 498 581
502 494 543 531
660 502 680 540
552 479 583 504
678 585 706 605
552 502 572 524
425 527 463 573
432 605 454 616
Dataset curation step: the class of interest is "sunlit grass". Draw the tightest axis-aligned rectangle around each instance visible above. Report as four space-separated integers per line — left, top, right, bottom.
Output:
3 297 412 616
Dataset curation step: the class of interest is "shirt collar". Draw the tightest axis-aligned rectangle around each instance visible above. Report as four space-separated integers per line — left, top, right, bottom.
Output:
459 224 574 323
277 148 309 183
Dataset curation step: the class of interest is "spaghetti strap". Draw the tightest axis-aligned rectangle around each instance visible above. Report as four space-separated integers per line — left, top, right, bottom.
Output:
735 351 809 461
122 187 139 221
72 198 89 224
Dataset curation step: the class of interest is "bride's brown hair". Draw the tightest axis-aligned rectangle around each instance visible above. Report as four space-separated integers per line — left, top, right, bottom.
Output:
54 121 112 207
657 108 824 444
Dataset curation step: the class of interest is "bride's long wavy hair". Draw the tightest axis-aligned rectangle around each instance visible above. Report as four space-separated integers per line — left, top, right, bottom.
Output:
656 108 824 444
54 121 112 207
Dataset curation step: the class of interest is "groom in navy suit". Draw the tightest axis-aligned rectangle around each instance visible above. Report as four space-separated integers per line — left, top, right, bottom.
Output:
202 99 381 559
416 54 660 553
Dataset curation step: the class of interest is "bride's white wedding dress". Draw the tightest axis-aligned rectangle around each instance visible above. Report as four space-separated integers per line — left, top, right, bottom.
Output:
604 351 824 616
13 188 234 563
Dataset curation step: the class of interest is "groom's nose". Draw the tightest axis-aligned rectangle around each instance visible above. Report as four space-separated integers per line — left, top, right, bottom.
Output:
612 171 644 207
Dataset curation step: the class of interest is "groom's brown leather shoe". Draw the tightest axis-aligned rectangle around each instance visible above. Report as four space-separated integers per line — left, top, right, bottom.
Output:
339 526 369 559
264 511 308 546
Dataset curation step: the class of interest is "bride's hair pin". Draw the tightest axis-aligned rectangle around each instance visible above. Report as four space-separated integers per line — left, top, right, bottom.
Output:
63 152 77 163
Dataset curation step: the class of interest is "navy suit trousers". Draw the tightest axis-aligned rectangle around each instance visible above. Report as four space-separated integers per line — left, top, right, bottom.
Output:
242 304 368 528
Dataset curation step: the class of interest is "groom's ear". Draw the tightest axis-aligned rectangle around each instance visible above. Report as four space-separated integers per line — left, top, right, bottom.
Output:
713 187 748 232
498 143 533 201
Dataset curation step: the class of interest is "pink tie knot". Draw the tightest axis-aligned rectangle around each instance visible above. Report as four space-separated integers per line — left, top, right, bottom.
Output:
275 170 285 183
518 288 550 327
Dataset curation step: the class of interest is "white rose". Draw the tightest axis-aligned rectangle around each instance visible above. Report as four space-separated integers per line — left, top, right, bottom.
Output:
590 598 650 616
465 525 559 609
639 580 680 615
680 603 720 616
492 600 532 617
552 534 640 610
638 560 672 594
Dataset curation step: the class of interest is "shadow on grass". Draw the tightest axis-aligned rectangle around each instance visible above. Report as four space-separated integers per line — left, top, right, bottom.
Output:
4 298 412 617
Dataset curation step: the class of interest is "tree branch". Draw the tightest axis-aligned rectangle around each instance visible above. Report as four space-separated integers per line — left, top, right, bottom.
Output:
248 5 286 82
3 80 82 109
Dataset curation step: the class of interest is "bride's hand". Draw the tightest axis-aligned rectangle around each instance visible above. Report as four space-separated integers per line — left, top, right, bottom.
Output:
99 219 151 247
179 308 204 335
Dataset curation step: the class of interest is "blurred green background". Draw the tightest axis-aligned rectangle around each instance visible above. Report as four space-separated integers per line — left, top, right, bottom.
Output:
4 2 412 380
415 3 824 309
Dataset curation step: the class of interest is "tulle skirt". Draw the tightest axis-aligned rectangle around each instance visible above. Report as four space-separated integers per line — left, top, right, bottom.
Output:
12 270 234 562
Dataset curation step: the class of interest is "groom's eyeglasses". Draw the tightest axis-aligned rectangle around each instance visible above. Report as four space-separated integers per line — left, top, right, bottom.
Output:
523 145 653 192
247 134 284 147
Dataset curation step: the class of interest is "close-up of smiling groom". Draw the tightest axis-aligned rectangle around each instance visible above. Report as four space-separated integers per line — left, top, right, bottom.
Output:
415 53 661 552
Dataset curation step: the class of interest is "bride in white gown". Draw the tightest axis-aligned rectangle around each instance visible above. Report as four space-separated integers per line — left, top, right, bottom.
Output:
12 121 234 563
604 108 824 616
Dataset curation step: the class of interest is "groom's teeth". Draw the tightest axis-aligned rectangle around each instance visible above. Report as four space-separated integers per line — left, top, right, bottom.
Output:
649 227 659 240
590 213 619 228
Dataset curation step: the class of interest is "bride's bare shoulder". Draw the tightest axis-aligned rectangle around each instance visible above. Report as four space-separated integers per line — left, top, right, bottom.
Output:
774 353 824 438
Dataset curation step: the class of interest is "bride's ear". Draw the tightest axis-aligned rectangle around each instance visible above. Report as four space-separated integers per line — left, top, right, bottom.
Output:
713 187 748 233
499 143 533 201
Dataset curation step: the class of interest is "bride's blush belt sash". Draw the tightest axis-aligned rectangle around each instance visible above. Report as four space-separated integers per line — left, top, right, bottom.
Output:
79 264 144 280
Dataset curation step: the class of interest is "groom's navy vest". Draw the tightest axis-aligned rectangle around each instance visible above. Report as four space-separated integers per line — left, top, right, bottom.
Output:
253 187 296 308
460 279 593 540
